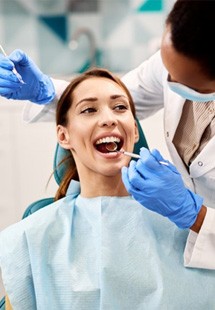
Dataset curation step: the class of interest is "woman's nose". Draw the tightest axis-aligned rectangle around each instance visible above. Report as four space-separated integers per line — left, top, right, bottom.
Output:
98 111 117 127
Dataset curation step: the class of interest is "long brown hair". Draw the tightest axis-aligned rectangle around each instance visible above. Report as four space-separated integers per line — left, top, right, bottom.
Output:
55 68 136 200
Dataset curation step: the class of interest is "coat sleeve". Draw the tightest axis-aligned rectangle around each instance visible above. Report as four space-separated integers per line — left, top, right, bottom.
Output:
121 50 165 120
184 207 215 269
22 78 69 123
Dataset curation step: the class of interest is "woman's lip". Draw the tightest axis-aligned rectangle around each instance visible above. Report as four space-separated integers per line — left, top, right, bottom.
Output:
94 148 122 158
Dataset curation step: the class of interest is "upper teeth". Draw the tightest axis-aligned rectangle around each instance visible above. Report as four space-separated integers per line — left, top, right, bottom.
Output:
96 136 120 145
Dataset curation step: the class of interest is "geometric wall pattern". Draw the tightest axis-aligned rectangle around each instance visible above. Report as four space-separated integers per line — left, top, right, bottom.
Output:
0 0 175 75
138 0 163 12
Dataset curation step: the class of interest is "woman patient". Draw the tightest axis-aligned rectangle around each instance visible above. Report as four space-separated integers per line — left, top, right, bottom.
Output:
0 68 215 309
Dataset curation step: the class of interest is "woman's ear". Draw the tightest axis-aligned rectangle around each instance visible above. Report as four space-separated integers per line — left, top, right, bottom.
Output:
134 120 139 143
57 125 72 150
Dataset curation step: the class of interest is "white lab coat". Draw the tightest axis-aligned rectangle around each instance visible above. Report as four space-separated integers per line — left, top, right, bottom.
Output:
23 50 215 270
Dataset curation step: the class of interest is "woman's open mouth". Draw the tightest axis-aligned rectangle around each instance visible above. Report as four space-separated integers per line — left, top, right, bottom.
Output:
94 136 123 153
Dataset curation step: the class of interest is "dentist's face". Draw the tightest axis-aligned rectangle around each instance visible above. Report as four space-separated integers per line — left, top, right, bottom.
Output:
161 26 215 94
57 77 139 180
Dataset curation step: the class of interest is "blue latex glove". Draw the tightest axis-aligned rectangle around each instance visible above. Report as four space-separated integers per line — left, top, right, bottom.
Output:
122 147 203 229
0 49 55 104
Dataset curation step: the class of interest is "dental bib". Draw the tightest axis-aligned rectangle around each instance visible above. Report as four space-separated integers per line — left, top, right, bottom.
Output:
1 180 215 309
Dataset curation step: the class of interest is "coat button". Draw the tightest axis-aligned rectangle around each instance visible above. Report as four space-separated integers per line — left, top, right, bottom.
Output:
198 161 203 166
166 131 169 137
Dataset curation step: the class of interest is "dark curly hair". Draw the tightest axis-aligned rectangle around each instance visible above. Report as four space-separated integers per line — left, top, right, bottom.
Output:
166 0 215 79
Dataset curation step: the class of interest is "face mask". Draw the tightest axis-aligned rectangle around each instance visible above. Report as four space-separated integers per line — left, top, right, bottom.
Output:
167 81 215 102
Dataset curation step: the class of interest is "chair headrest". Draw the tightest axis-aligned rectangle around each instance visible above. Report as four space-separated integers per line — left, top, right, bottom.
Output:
53 118 148 185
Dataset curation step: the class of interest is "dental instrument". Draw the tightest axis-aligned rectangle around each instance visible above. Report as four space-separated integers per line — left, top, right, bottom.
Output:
105 142 169 166
105 142 118 152
0 45 24 83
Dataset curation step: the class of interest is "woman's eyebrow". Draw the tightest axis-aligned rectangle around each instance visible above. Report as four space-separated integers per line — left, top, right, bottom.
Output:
110 94 128 100
76 97 97 107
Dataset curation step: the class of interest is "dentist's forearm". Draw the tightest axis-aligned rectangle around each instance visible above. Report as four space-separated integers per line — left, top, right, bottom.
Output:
190 205 207 233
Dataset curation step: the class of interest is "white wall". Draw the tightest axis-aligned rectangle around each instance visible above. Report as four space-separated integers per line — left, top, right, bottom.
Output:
0 100 58 231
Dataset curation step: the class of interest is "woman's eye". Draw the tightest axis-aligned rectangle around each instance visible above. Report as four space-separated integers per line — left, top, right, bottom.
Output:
81 107 97 114
114 104 128 111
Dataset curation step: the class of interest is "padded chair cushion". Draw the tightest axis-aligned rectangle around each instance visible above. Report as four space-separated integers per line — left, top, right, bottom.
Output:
22 198 55 219
0 297 5 310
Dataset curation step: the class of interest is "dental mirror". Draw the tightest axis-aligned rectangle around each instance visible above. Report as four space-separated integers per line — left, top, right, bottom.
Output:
105 142 118 152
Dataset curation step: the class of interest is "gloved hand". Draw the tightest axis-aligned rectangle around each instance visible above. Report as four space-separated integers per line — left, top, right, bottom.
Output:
121 147 203 229
0 49 55 104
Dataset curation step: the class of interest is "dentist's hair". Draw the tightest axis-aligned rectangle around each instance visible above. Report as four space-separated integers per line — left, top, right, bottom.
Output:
166 0 215 79
55 67 136 200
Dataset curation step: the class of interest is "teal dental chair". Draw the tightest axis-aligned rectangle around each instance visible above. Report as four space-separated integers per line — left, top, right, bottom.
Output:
0 118 148 309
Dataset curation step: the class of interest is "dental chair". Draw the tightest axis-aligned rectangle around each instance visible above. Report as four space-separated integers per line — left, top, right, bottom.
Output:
0 118 148 310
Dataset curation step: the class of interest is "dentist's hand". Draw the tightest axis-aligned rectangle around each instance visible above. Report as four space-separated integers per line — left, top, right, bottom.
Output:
122 147 203 229
0 49 55 104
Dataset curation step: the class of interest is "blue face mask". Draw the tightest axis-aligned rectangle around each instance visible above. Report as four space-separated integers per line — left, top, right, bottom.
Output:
167 81 215 102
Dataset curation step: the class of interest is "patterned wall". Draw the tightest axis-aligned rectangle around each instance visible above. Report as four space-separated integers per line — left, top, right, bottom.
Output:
0 0 175 75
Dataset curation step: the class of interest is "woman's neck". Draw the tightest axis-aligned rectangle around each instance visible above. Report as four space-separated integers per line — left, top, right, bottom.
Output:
79 174 129 198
